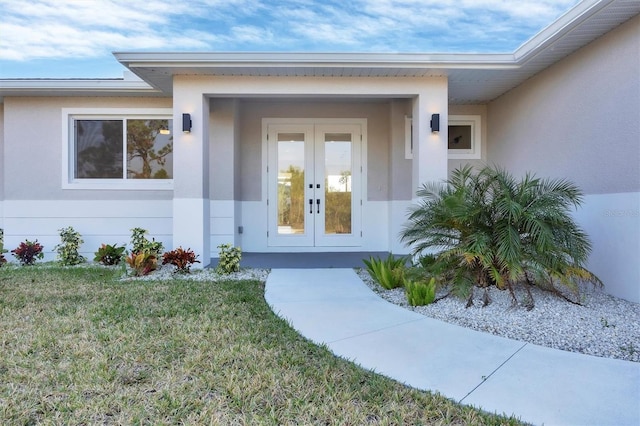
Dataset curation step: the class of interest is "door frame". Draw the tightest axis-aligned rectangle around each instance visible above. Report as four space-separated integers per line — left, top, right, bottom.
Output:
262 117 368 250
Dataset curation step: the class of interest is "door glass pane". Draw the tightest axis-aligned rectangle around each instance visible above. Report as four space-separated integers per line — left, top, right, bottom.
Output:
277 133 305 235
324 133 352 235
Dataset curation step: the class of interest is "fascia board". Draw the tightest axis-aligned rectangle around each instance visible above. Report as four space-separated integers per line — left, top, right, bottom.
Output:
114 51 517 70
0 78 161 98
513 0 610 62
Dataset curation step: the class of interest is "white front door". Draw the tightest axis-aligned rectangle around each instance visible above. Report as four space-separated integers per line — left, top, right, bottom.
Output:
267 120 363 248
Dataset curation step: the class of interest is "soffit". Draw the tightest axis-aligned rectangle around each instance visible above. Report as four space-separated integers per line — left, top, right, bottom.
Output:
2 0 637 105
114 0 639 104
0 78 164 102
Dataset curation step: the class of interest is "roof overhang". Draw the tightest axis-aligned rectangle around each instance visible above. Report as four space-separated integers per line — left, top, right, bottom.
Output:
2 0 638 105
0 74 162 103
113 0 639 104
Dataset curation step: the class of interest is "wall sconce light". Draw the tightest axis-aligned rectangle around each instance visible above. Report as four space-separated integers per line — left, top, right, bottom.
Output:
430 113 440 133
182 113 192 133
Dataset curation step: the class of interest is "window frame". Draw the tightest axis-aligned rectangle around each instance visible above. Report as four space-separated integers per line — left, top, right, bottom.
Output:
62 108 174 190
448 115 482 159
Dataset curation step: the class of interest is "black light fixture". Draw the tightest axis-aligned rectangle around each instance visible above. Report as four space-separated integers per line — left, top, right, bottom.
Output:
182 113 192 133
430 113 440 133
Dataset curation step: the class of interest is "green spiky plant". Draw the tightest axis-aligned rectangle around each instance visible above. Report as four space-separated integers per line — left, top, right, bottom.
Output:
400 165 602 307
363 254 407 290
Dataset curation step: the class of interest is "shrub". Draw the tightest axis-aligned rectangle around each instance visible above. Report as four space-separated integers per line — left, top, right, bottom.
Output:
400 165 601 307
12 239 44 266
405 277 437 307
162 247 200 273
362 254 407 290
94 243 126 266
216 243 241 274
0 229 7 266
130 227 163 257
54 226 85 266
125 251 157 276
0 228 7 266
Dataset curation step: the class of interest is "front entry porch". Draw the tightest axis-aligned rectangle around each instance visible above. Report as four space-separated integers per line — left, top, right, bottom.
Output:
212 251 390 269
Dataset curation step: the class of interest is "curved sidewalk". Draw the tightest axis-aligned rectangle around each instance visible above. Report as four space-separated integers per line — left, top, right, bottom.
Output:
265 268 640 426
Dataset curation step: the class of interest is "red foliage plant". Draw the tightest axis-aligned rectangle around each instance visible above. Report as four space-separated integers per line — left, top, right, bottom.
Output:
162 247 200 273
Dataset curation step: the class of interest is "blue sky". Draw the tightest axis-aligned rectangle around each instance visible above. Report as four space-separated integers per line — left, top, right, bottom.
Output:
0 0 580 78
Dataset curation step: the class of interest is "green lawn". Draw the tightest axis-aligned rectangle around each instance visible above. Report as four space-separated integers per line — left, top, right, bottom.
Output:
0 266 523 425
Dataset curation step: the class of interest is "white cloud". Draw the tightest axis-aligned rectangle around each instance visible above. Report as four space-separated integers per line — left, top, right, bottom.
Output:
0 0 580 62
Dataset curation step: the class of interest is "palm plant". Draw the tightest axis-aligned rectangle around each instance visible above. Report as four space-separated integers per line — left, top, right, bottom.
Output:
400 165 601 307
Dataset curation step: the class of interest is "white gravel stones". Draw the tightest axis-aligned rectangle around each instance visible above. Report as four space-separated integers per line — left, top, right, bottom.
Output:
356 269 640 363
123 264 270 283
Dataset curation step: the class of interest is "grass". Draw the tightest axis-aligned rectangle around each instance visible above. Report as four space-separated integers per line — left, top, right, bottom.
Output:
0 266 524 425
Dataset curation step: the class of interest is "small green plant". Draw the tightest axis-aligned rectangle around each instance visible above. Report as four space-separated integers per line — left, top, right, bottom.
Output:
216 243 241 274
600 317 615 328
125 251 157 276
11 239 44 266
54 226 85 266
130 227 163 257
162 247 200 273
0 228 7 266
405 277 437 306
362 254 407 290
94 243 126 265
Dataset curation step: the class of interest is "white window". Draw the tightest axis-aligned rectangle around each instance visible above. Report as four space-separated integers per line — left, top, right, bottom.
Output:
448 115 482 159
62 108 173 189
404 115 413 160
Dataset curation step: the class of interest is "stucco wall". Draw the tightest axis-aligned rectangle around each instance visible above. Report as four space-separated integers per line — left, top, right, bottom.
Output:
0 103 4 202
3 96 173 201
237 99 393 202
448 104 488 173
487 14 639 194
486 14 640 302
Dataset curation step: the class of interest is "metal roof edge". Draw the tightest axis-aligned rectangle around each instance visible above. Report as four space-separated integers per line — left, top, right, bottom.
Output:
112 51 517 68
512 0 611 62
0 78 162 102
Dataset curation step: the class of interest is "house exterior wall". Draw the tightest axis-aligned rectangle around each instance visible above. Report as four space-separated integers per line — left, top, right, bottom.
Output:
1 96 174 260
171 74 447 256
487 15 640 302
0 103 4 229
229 99 413 254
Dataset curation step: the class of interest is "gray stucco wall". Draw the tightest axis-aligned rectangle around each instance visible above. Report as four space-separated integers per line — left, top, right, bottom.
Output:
486 14 640 194
0 103 4 201
485 14 640 303
236 99 394 202
2 97 173 201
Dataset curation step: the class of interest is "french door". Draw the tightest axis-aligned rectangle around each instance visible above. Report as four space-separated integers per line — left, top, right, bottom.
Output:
267 120 362 247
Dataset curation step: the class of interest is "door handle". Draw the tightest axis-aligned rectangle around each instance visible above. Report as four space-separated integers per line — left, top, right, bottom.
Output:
309 199 313 214
316 199 320 214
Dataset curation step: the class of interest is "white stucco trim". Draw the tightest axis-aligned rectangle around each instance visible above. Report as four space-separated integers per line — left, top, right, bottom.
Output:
2 199 172 262
210 200 236 257
173 198 210 268
572 192 640 303
61 108 174 190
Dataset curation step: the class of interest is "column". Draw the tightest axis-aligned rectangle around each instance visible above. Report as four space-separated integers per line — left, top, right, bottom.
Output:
172 84 210 268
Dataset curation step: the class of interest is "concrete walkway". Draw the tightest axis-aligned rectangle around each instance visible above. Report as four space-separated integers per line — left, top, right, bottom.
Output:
265 268 640 426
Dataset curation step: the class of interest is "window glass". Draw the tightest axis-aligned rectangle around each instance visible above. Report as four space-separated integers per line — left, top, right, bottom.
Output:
73 118 172 180
75 120 123 178
127 119 173 179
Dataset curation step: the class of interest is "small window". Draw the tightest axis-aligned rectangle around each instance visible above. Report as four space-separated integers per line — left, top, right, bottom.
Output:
448 115 482 159
63 109 173 189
